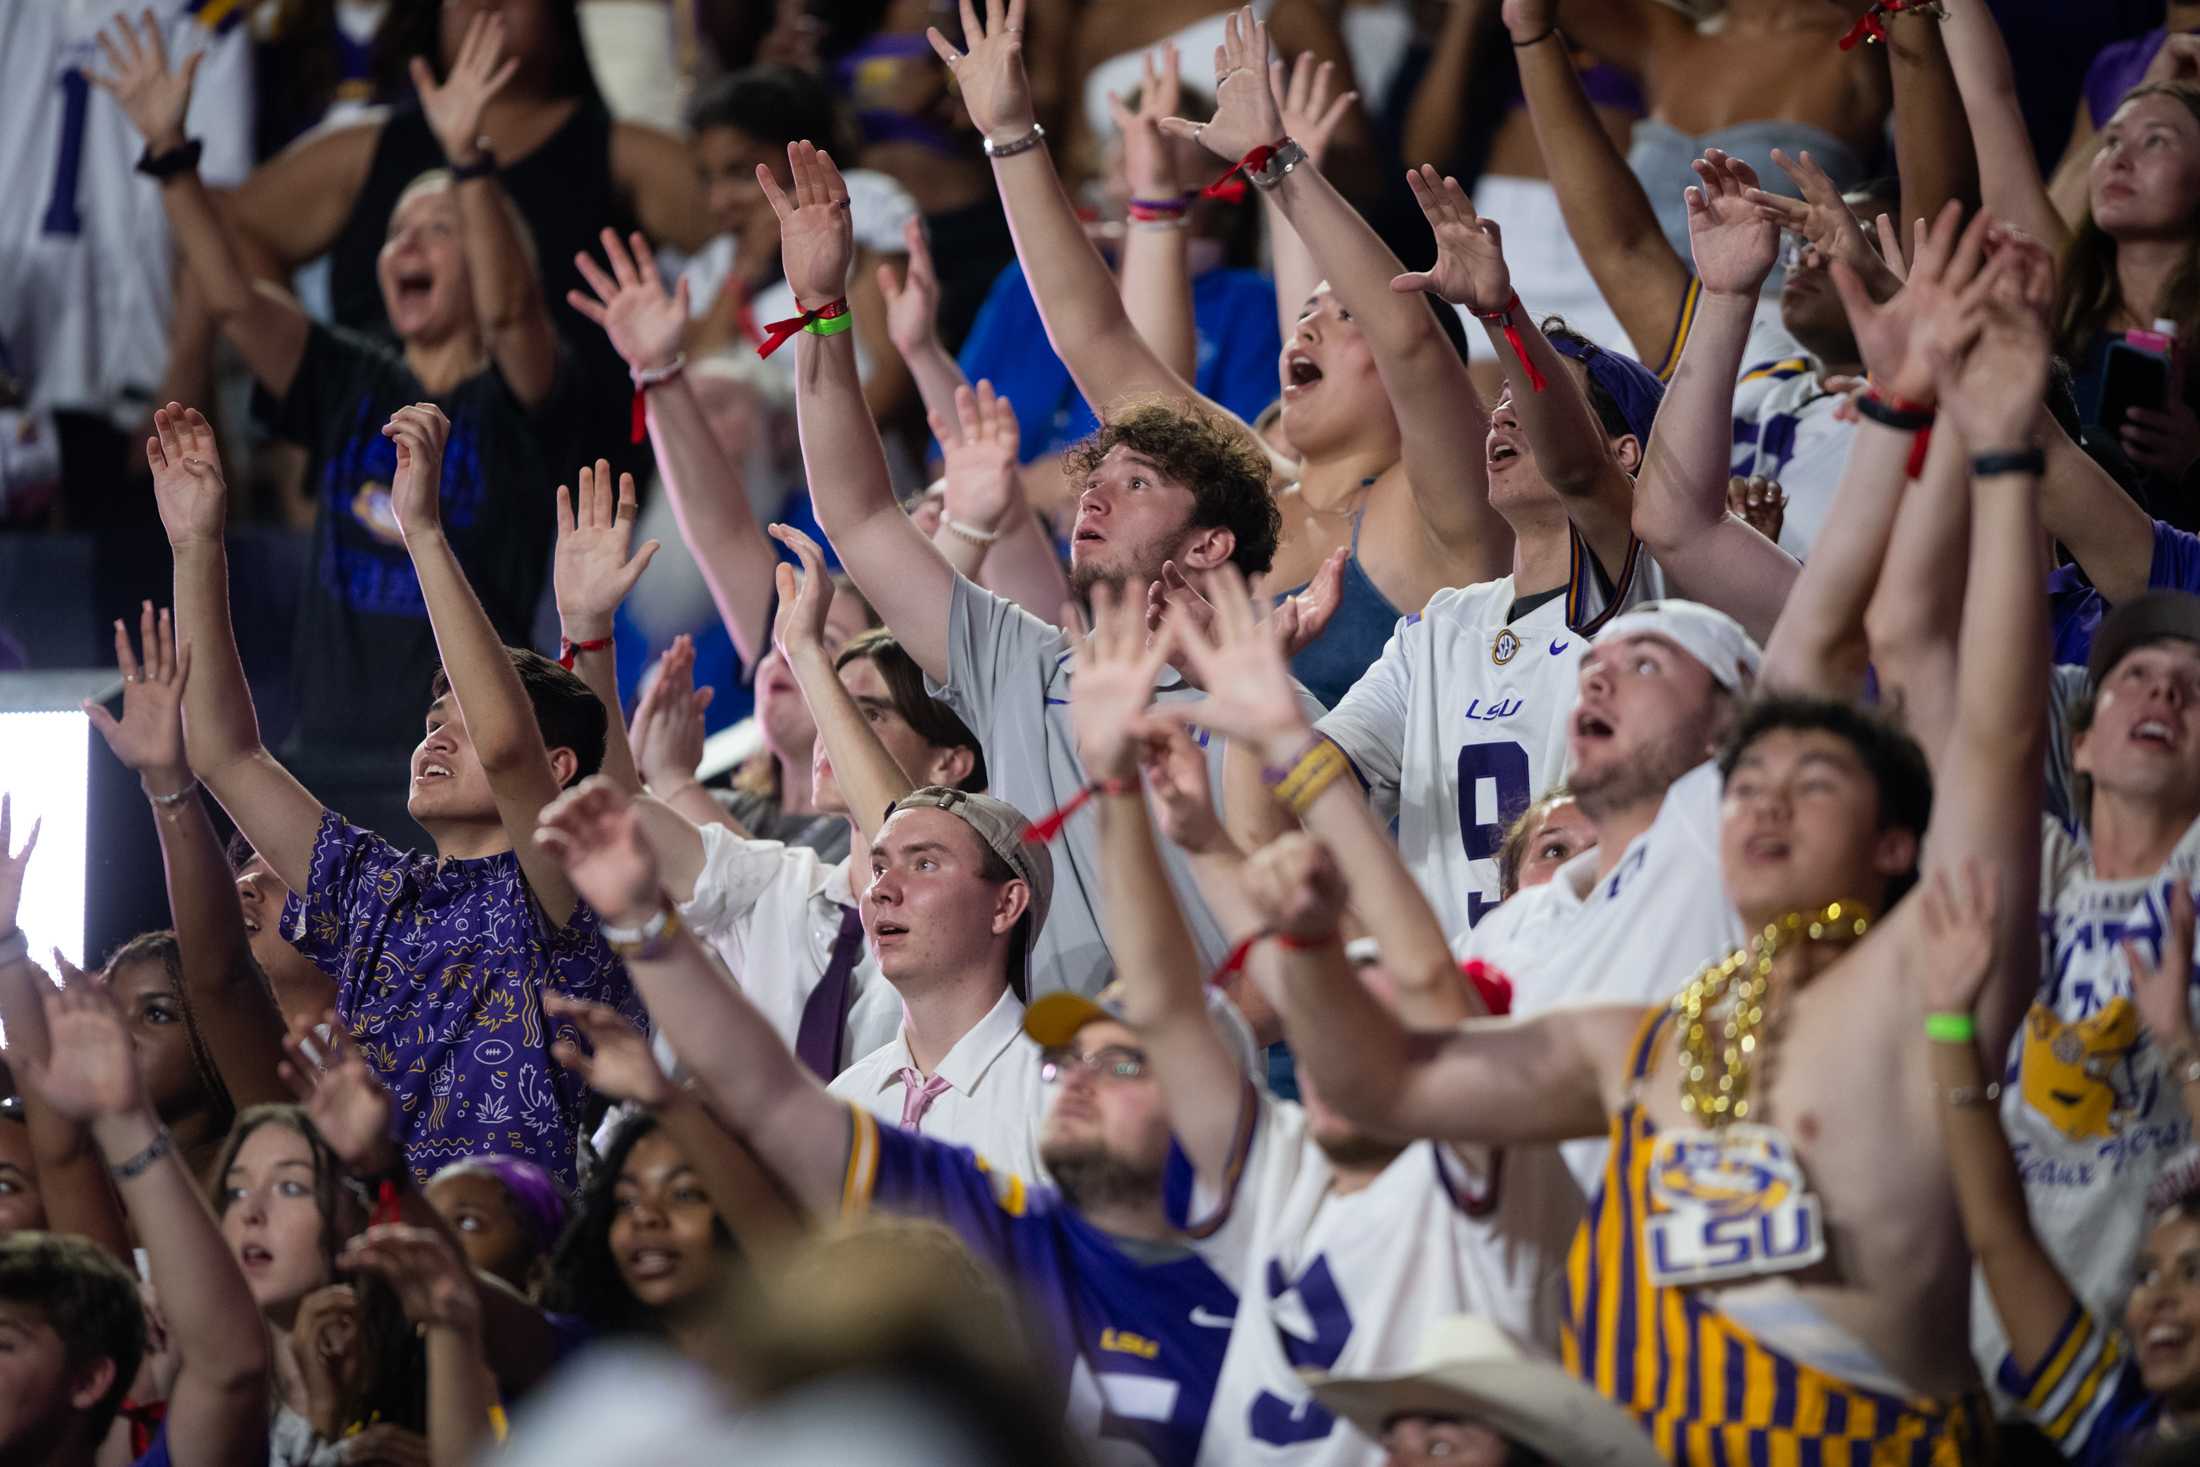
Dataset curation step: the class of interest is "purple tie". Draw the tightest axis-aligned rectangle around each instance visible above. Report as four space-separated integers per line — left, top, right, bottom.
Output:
896 1068 955 1128
794 903 864 1082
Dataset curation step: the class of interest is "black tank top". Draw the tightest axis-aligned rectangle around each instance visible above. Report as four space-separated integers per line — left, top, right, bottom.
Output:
326 98 645 472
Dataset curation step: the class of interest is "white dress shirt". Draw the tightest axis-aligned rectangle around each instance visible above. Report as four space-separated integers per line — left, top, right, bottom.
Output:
829 986 1050 1183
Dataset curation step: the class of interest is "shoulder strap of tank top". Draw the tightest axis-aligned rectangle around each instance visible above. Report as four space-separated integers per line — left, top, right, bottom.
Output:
1624 1005 1670 1091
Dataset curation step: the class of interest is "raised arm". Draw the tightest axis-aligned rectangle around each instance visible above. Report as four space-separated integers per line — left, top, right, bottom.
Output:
2041 415 2157 607
156 406 326 894
772 142 960 683
551 462 659 795
1501 0 1691 368
413 14 558 406
1937 0 2069 250
93 13 308 398
770 524 916 850
85 605 289 1109
1071 589 1247 1183
386 404 579 925
1265 51 1362 355
534 779 851 1212
1169 10 1506 567
881 217 977 435
1629 152 1801 644
626 641 742 844
568 230 781 672
930 383 1076 623
340 1225 500 1467
22 978 268 1467
1112 47 1199 383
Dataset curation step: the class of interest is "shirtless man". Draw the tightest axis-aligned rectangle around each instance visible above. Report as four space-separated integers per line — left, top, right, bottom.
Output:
1178 264 2054 1460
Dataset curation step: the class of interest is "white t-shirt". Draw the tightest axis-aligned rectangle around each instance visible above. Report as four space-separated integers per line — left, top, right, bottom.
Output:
1727 314 1855 562
829 985 1050 1183
1973 805 2200 1397
1456 762 1744 1187
1 0 253 427
1173 1090 1581 1465
1316 533 1661 942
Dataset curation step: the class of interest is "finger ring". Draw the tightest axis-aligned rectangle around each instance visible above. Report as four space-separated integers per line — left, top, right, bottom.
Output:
124 673 143 684
1194 123 1206 140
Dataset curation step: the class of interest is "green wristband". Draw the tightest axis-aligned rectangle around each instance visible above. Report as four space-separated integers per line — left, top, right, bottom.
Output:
1925 1011 1977 1045
804 310 854 338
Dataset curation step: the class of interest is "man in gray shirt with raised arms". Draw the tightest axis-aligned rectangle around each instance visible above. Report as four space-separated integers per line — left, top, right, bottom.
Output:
761 140 1286 998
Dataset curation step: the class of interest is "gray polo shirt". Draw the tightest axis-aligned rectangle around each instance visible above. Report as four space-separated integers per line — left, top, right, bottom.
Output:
929 575 1317 1000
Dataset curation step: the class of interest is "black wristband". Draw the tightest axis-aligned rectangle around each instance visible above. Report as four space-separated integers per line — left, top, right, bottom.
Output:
448 146 498 182
1970 448 2045 478
1511 23 1561 46
135 138 203 181
1853 394 1935 431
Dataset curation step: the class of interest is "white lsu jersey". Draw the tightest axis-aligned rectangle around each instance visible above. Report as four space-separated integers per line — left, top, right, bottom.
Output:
1172 1090 1582 1466
1 0 253 428
1971 808 2200 1403
1317 530 1663 941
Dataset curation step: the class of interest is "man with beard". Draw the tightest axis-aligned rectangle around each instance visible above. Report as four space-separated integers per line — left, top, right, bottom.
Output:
534 773 1252 1467
767 137 1310 1000
1059 582 1584 1466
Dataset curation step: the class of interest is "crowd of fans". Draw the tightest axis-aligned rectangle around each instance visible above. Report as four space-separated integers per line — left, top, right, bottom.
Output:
9 0 2200 1463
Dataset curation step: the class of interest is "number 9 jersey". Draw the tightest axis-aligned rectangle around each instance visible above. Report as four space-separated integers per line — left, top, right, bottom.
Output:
1316 539 1661 942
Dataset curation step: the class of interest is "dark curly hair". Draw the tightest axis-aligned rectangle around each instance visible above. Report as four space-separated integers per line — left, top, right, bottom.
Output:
541 1112 739 1338
0 1232 145 1441
1063 398 1281 578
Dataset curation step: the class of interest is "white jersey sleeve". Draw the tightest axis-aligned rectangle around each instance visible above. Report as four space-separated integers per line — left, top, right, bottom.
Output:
1315 615 1412 825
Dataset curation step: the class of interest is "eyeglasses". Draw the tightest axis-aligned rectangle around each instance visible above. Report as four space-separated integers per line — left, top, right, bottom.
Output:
1040 1046 1148 1085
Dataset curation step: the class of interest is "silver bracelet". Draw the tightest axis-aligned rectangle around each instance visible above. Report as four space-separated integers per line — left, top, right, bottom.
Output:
1247 138 1308 191
629 354 687 388
1937 1080 2002 1109
109 1126 174 1181
982 123 1046 159
141 775 198 809
941 514 1004 547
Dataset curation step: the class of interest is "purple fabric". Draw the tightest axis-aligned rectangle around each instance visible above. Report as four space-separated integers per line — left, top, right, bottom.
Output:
1502 59 1645 115
2087 29 2174 128
793 902 863 1082
431 1153 571 1253
1550 332 1667 445
280 809 644 1188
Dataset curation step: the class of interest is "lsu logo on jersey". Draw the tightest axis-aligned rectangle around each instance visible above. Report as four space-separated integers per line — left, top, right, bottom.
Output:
1643 1124 1826 1288
2019 998 2142 1141
1491 629 1520 665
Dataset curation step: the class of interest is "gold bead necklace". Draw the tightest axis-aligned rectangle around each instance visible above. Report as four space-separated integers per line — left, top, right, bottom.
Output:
1672 901 1872 1126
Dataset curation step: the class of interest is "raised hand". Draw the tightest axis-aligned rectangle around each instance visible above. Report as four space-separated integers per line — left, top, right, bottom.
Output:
1745 148 1900 303
17 974 145 1123
879 216 945 358
1916 860 2001 1019
278 1013 401 1177
1927 253 2051 450
925 0 1035 140
410 10 517 165
83 603 192 783
2143 31 2200 87
1831 201 1991 407
382 403 452 542
145 403 228 549
758 141 855 308
90 9 201 151
535 776 662 926
1141 720 1225 854
0 796 38 938
1146 548 1345 685
1685 148 1779 299
555 460 660 643
1270 51 1357 170
338 1224 482 1336
2130 883 2199 1053
768 522 839 665
1170 565 1317 759
1390 166 1512 313
1068 582 1175 783
1160 7 1284 164
628 636 712 795
1727 475 1786 543
1240 831 1347 940
1108 45 1184 200
546 993 673 1107
568 228 690 374
932 380 1022 534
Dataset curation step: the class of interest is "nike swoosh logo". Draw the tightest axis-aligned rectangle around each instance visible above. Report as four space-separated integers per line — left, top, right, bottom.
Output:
1548 640 1570 655
1189 1307 1236 1329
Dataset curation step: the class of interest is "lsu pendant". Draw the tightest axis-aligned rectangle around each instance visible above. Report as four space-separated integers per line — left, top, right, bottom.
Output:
1643 1123 1828 1288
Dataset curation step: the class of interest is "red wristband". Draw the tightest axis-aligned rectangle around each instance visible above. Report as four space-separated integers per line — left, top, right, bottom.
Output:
1201 139 1285 202
1475 293 1548 394
1019 777 1137 844
558 635 613 669
756 297 850 359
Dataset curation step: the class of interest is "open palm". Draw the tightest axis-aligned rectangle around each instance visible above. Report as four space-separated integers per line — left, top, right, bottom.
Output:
1161 7 1282 163
86 603 191 777
547 993 671 1106
23 979 144 1123
146 403 228 549
0 796 37 936
1685 149 1777 298
280 1015 398 1173
555 461 659 639
1172 566 1314 757
569 228 689 373
1069 583 1174 781
410 10 517 163
535 777 662 923
90 10 201 150
761 141 855 308
925 0 1035 138
1392 165 1511 311
935 381 1021 529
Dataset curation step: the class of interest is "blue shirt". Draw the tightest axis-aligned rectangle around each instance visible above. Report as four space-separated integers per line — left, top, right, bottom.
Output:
958 261 1283 461
844 1105 1237 1466
2049 517 2200 665
281 809 644 1187
1996 1299 2160 1467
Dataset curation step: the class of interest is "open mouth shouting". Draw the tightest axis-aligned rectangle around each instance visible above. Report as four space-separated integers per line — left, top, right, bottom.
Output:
1283 350 1325 398
2131 717 2180 751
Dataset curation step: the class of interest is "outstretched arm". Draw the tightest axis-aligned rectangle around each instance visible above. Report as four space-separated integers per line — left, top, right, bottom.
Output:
771 143 961 683
387 404 580 925
21 979 269 1467
1937 0 2069 250
85 605 289 1109
1112 47 1199 382
155 406 326 894
1264 51 1361 354
414 13 557 406
569 230 782 673
93 13 308 398
551 462 660 795
535 779 851 1212
1630 152 1799 644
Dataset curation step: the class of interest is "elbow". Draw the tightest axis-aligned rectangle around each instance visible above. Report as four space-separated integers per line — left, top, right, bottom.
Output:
1629 499 1693 558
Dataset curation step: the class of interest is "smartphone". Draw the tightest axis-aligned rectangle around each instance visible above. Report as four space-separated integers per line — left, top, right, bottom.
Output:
2100 341 2173 431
